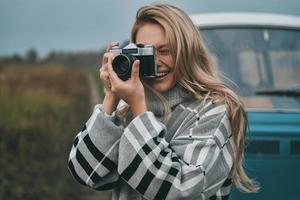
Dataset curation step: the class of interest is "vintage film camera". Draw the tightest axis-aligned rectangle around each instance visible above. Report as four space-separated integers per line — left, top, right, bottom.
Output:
110 43 157 80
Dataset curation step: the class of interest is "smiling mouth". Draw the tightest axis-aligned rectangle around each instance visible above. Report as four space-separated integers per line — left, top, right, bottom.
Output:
155 71 170 78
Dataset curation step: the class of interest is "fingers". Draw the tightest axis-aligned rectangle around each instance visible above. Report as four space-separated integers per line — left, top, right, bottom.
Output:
99 67 112 90
131 60 140 82
100 52 115 76
106 41 119 52
102 41 119 65
100 55 113 90
98 42 120 92
102 52 114 66
107 56 121 87
99 68 109 81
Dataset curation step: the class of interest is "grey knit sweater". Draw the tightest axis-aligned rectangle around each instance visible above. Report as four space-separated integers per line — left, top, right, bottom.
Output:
68 85 234 200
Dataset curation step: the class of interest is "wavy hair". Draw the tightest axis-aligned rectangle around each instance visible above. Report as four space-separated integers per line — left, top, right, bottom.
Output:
130 4 259 192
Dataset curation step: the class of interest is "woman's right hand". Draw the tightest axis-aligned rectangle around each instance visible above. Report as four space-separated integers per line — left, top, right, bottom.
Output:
99 42 119 93
99 42 120 114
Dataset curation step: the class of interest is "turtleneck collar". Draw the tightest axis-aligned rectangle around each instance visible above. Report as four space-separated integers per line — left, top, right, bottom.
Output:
145 84 192 117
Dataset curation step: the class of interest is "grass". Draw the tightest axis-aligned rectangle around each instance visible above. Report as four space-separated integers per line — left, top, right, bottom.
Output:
0 64 109 200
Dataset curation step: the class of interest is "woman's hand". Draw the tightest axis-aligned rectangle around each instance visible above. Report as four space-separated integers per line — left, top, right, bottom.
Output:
100 42 119 93
107 56 147 117
99 42 120 114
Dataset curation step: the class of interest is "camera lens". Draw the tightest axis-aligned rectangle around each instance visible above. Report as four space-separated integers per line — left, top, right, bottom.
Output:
112 54 136 79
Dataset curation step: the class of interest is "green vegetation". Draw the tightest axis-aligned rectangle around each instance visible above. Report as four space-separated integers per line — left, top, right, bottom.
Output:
0 65 109 199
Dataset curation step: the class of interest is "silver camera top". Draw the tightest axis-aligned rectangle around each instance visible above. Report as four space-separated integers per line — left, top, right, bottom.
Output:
110 43 155 56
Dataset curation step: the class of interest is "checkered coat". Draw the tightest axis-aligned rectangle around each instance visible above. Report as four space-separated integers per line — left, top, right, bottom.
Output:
68 99 234 200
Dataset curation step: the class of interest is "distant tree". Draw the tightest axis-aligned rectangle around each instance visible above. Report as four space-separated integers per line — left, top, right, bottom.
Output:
26 48 38 63
12 54 23 63
45 51 56 62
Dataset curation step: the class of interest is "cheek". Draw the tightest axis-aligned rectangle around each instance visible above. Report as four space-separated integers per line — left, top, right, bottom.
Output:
168 58 175 68
162 56 175 68
166 70 177 87
170 72 176 83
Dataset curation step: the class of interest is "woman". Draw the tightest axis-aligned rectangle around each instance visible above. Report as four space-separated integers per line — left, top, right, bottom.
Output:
68 4 259 200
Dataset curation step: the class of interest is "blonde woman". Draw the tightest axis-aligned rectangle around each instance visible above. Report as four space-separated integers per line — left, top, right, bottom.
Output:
68 4 259 200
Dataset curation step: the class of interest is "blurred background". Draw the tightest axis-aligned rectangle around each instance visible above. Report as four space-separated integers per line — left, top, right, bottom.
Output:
0 0 299 200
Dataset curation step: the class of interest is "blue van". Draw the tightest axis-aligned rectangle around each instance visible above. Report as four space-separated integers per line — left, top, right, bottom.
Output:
191 12 300 199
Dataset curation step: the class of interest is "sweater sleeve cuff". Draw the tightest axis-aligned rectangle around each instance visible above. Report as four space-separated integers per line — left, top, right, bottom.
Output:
94 104 117 122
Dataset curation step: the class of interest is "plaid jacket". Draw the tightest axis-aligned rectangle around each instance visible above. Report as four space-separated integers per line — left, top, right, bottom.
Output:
68 99 234 200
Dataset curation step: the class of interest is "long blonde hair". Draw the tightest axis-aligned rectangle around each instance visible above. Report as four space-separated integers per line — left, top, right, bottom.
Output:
131 4 259 192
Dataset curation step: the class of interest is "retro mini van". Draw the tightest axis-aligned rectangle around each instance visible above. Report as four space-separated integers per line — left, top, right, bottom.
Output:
191 12 300 199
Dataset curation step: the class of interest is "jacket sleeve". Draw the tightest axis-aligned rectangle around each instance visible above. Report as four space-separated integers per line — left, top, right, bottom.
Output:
68 104 124 190
117 103 234 200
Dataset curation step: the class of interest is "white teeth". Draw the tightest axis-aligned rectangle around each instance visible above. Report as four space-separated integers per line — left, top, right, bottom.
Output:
156 71 169 78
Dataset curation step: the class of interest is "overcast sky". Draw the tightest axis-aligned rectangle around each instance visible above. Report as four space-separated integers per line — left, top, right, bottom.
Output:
0 0 299 58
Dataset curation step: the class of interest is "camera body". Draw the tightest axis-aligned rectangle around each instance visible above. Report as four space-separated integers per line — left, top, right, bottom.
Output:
110 43 157 80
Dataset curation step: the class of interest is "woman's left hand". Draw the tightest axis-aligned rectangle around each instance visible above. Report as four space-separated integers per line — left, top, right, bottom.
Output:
107 56 147 116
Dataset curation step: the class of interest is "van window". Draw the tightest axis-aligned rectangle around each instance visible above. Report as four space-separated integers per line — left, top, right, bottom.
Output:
201 28 300 109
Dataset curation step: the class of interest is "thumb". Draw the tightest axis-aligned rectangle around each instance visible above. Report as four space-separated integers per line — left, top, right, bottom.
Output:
131 60 140 82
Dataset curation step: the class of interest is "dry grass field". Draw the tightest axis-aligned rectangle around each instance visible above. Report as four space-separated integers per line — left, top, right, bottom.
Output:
0 64 110 200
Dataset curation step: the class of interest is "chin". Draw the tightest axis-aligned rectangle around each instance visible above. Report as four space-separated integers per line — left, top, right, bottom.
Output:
151 85 169 93
148 81 176 93
145 73 176 93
